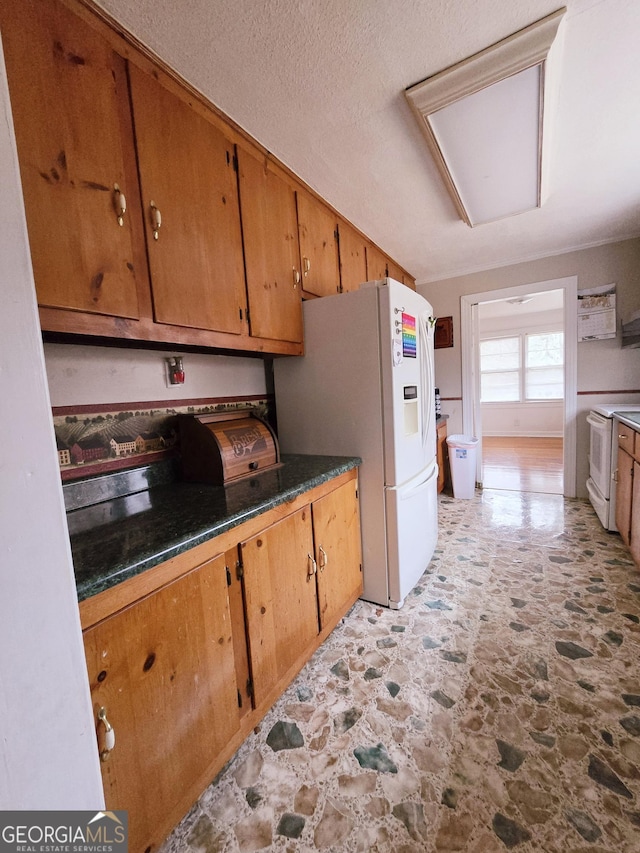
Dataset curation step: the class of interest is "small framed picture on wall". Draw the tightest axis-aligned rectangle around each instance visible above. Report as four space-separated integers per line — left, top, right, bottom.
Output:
434 316 453 349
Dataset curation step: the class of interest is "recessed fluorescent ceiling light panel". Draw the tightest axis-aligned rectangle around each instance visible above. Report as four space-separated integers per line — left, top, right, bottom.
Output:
405 8 565 227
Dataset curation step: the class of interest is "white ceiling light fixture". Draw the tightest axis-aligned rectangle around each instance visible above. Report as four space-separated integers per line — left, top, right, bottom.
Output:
506 296 534 305
405 8 566 227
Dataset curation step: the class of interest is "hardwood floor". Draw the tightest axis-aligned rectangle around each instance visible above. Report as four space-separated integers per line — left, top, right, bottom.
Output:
481 436 563 495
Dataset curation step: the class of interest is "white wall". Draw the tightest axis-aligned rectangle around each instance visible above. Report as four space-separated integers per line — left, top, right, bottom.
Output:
45 343 266 407
0 40 104 808
419 238 640 498
479 307 564 437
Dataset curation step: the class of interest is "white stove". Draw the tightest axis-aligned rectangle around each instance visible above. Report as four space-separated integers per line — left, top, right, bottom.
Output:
587 404 640 530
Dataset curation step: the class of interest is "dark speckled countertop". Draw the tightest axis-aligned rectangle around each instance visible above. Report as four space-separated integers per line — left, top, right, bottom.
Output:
67 454 360 602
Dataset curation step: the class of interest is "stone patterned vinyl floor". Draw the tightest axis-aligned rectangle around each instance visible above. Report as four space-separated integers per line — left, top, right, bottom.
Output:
159 490 640 852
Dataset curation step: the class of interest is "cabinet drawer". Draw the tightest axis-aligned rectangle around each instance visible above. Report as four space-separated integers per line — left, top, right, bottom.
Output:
617 423 637 459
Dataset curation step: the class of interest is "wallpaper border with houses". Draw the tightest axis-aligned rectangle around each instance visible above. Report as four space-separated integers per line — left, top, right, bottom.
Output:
53 395 272 481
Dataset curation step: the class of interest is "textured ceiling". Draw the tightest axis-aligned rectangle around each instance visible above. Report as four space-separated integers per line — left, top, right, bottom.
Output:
96 0 640 283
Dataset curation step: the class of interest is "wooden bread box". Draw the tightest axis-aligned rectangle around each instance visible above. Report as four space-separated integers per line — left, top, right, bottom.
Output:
179 411 281 485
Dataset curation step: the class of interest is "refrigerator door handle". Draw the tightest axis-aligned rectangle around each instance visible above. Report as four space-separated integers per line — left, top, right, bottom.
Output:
400 463 438 498
418 312 435 450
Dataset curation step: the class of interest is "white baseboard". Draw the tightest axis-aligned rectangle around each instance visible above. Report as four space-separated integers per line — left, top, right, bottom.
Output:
482 431 564 438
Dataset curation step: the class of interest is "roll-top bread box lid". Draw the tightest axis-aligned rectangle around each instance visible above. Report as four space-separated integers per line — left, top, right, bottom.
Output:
179 411 281 485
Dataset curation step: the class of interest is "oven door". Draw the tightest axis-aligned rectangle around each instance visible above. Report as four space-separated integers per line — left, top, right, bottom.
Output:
587 411 613 499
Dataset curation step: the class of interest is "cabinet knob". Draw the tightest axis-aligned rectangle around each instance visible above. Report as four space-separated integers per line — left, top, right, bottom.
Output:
97 706 116 762
293 268 301 287
303 256 310 276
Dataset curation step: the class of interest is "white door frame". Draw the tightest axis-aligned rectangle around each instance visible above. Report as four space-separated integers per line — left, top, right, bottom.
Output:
461 276 578 498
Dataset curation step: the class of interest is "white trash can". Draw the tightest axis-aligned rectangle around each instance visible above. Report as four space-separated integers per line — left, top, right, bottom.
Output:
446 434 478 499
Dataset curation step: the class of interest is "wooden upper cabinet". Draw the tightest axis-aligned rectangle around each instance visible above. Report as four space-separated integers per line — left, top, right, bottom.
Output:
386 259 404 284
312 478 362 631
386 261 416 291
337 220 368 293
296 191 340 297
0 0 147 319
236 148 303 343
83 553 240 853
403 273 417 291
128 65 246 334
366 244 388 281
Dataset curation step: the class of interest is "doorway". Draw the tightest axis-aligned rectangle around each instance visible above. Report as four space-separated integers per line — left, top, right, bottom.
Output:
460 276 578 498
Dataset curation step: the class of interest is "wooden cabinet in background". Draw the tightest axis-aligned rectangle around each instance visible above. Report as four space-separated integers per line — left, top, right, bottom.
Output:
128 64 247 335
236 147 303 343
616 445 633 546
436 419 449 494
386 258 404 284
631 459 640 566
337 220 368 293
615 421 640 563
366 243 388 281
83 554 240 853
297 190 341 297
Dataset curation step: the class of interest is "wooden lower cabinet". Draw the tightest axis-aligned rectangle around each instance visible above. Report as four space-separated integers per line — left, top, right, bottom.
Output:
615 422 640 565
313 476 362 630
616 445 633 546
83 554 240 853
241 508 319 708
80 469 362 853
631 460 640 566
436 419 448 494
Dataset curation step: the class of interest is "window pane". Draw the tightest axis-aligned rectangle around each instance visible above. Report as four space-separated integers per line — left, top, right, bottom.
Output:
525 332 564 399
526 333 563 368
526 367 564 399
480 337 520 371
481 371 520 402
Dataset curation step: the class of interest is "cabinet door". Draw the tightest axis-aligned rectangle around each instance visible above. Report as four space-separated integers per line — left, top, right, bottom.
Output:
236 148 303 342
631 460 640 565
129 64 247 334
313 478 363 631
297 191 340 297
337 221 368 293
0 0 146 319
386 259 404 284
225 547 253 719
436 422 448 494
241 508 319 708
616 446 633 546
366 244 388 281
83 554 240 853
403 274 417 291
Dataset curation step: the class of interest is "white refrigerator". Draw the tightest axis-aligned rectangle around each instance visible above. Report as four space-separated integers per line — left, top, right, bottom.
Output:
274 278 438 609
